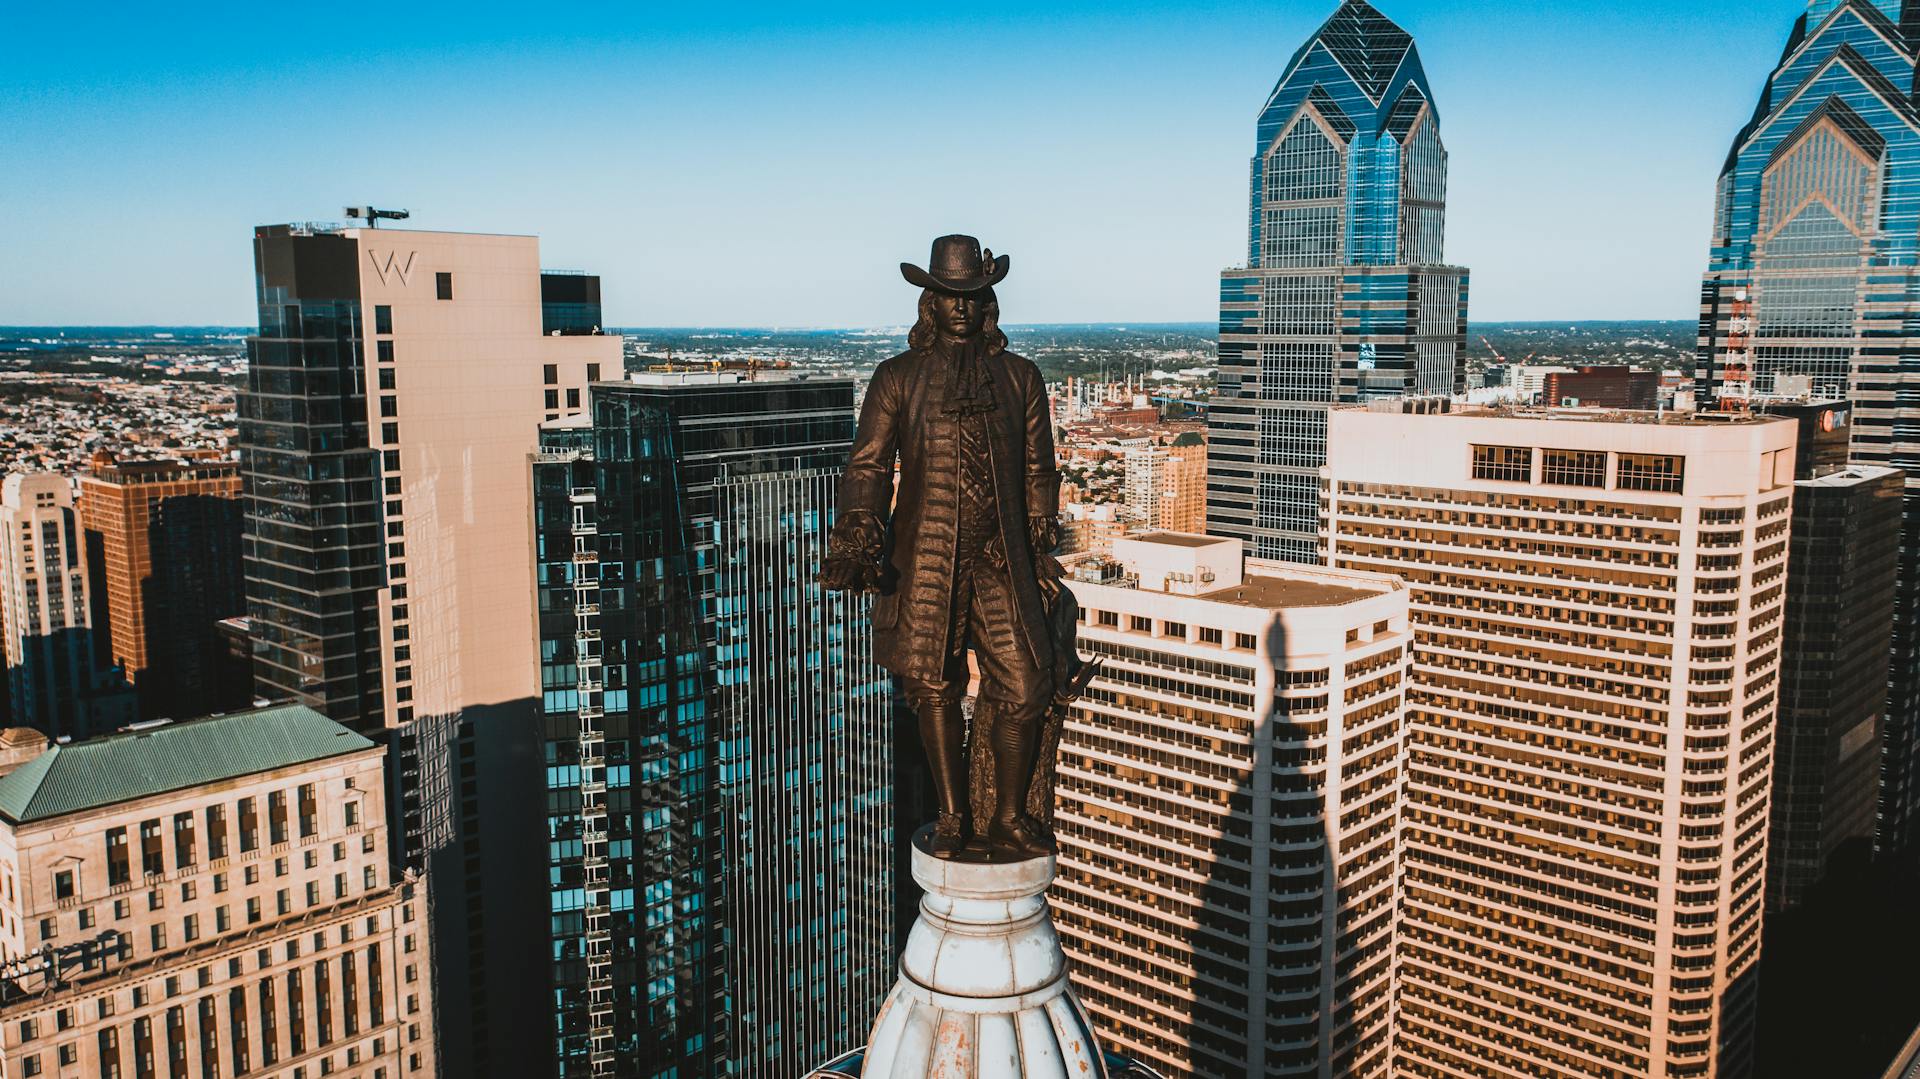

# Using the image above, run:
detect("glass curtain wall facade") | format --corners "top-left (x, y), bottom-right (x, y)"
top-left (1209, 0), bottom-right (1468, 565)
top-left (533, 374), bottom-right (892, 1079)
top-left (1696, 0), bottom-right (1920, 860)
top-left (240, 227), bottom-right (385, 732)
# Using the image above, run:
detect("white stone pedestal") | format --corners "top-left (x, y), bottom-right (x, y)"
top-left (861, 828), bottom-right (1107, 1078)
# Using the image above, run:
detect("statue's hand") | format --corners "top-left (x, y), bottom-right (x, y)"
top-left (819, 511), bottom-right (886, 594)
top-left (1029, 514), bottom-right (1066, 605)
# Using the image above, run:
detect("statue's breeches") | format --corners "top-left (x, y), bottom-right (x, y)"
top-left (895, 540), bottom-right (1049, 716)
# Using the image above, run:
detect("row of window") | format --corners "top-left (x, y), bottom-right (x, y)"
top-left (1471, 445), bottom-right (1687, 494)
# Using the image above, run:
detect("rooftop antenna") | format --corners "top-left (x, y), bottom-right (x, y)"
top-left (344, 206), bottom-right (411, 229)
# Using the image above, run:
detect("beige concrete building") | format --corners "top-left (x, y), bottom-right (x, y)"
top-left (0, 475), bottom-right (130, 741)
top-left (1324, 404), bottom-right (1796, 1079)
top-left (1123, 446), bottom-right (1208, 535)
top-left (1053, 533), bottom-right (1410, 1078)
top-left (0, 704), bottom-right (432, 1079)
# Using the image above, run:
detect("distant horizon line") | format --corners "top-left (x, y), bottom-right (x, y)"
top-left (0, 317), bottom-right (1701, 333)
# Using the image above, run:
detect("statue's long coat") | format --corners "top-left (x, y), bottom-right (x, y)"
top-left (840, 346), bottom-right (1060, 683)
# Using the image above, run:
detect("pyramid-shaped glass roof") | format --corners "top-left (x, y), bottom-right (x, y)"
top-left (1312, 0), bottom-right (1416, 103)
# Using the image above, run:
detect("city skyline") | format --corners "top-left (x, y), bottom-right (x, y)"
top-left (5, 0), bottom-right (1797, 327)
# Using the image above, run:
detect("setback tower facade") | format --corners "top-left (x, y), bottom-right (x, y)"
top-left (1694, 0), bottom-right (1920, 859)
top-left (1209, 0), bottom-right (1468, 564)
top-left (1053, 534), bottom-right (1410, 1078)
top-left (1326, 404), bottom-right (1797, 1079)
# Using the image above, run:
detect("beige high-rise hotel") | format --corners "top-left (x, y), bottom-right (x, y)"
top-left (243, 222), bottom-right (621, 1076)
top-left (1053, 533), bottom-right (1410, 1078)
top-left (1324, 403), bottom-right (1796, 1079)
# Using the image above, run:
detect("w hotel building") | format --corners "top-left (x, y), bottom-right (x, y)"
top-left (0, 705), bottom-right (433, 1079)
top-left (1208, 0), bottom-right (1467, 564)
top-left (1053, 533), bottom-right (1409, 1078)
top-left (242, 222), bottom-right (621, 1076)
top-left (1325, 404), bottom-right (1797, 1079)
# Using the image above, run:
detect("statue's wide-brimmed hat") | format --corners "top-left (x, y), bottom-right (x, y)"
top-left (901, 234), bottom-right (1009, 294)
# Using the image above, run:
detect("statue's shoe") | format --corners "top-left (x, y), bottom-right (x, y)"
top-left (985, 817), bottom-right (1055, 859)
top-left (930, 813), bottom-right (971, 860)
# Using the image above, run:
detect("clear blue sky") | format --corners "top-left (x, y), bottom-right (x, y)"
top-left (1, 0), bottom-right (1799, 327)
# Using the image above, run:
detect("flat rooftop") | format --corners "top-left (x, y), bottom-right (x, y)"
top-left (1201, 574), bottom-right (1378, 609)
top-left (1801, 464), bottom-right (1903, 488)
top-left (1340, 403), bottom-right (1779, 427)
top-left (1133, 531), bottom-right (1225, 549)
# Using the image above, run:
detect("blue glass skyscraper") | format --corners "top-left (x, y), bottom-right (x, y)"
top-left (531, 372), bottom-right (894, 1078)
top-left (1208, 0), bottom-right (1468, 564)
top-left (1697, 0), bottom-right (1920, 862)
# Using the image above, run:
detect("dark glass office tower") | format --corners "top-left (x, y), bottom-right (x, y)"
top-left (1773, 427), bottom-right (1902, 908)
top-left (1209, 0), bottom-right (1468, 564)
top-left (1696, 0), bottom-right (1920, 860)
top-left (240, 227), bottom-right (386, 732)
top-left (532, 373), bottom-right (894, 1079)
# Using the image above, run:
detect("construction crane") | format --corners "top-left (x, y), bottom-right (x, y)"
top-left (344, 206), bottom-right (410, 229)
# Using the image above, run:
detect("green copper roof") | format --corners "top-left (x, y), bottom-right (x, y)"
top-left (0, 705), bottom-right (377, 824)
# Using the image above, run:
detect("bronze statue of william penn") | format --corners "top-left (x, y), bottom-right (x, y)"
top-left (822, 234), bottom-right (1082, 861)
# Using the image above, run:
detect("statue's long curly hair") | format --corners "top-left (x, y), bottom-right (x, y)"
top-left (907, 288), bottom-right (1007, 356)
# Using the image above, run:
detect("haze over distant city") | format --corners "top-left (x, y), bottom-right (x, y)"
top-left (5, 0), bottom-right (1787, 327)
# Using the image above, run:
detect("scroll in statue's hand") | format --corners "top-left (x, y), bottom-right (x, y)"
top-left (819, 511), bottom-right (888, 594)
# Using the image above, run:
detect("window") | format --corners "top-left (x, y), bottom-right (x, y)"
top-left (298, 785), bottom-right (318, 839)
top-left (1198, 627), bottom-right (1223, 646)
top-left (566, 388), bottom-right (580, 409)
top-left (173, 813), bottom-right (195, 869)
top-left (380, 396), bottom-right (398, 418)
top-left (239, 799), bottom-right (258, 852)
top-left (1471, 444), bottom-right (1532, 482)
top-left (543, 364), bottom-right (558, 385)
top-left (54, 870), bottom-right (73, 901)
top-left (22, 1054), bottom-right (38, 1077)
top-left (150, 924), bottom-right (166, 950)
top-left (382, 422), bottom-right (399, 444)
top-left (587, 363), bottom-right (601, 381)
top-left (1542, 448), bottom-right (1607, 488)
top-left (1618, 453), bottom-right (1686, 493)
top-left (1234, 632), bottom-right (1258, 650)
top-left (378, 368), bottom-right (395, 390)
top-left (247, 899), bottom-right (261, 924)
top-left (217, 907), bottom-right (230, 932)
top-left (106, 827), bottom-right (130, 885)
top-left (544, 389), bottom-right (559, 410)
top-left (269, 791), bottom-right (288, 845)
top-left (377, 340), bottom-right (394, 364)
top-left (344, 802), bottom-right (360, 829)
top-left (374, 306), bottom-right (392, 335)
top-left (435, 272), bottom-right (453, 300)
top-left (140, 819), bottom-right (164, 876)
top-left (183, 914), bottom-right (198, 943)
top-left (1128, 615), bottom-right (1152, 632)
top-left (77, 909), bottom-right (93, 930)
